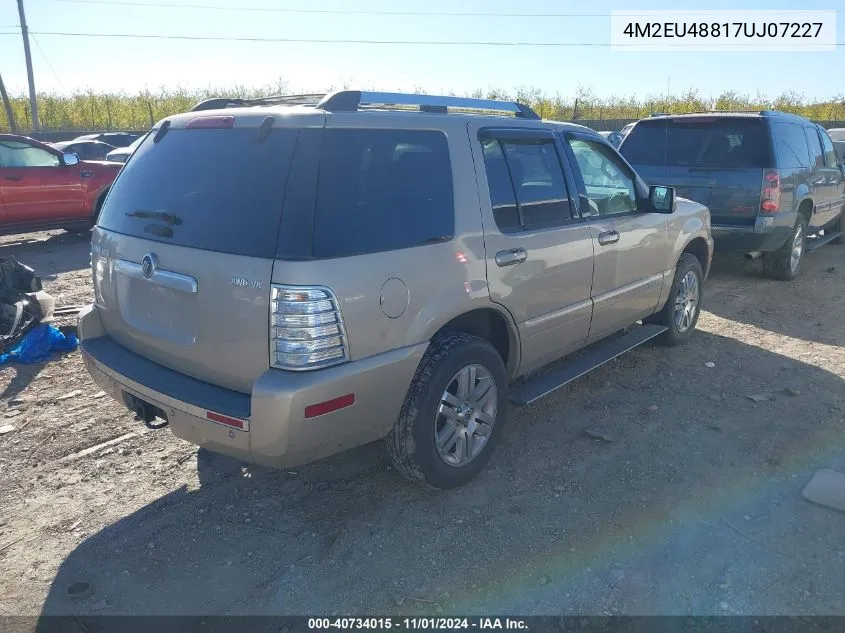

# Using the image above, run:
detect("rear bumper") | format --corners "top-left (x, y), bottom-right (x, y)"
top-left (711, 212), bottom-right (796, 253)
top-left (78, 305), bottom-right (427, 469)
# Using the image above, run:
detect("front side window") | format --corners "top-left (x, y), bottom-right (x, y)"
top-left (568, 138), bottom-right (638, 216)
top-left (0, 141), bottom-right (60, 168)
top-left (313, 129), bottom-right (454, 258)
top-left (481, 138), bottom-right (572, 233)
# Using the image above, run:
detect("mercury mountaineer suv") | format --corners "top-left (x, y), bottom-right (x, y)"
top-left (78, 91), bottom-right (713, 489)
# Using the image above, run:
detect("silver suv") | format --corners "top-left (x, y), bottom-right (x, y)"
top-left (79, 91), bottom-right (713, 488)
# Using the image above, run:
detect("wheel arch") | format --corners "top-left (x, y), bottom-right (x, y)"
top-left (430, 306), bottom-right (521, 380)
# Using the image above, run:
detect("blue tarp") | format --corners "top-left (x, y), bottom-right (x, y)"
top-left (0, 324), bottom-right (79, 365)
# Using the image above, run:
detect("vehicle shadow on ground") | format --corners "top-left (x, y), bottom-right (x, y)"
top-left (0, 231), bottom-right (91, 277)
top-left (705, 246), bottom-right (845, 347)
top-left (35, 330), bottom-right (845, 623)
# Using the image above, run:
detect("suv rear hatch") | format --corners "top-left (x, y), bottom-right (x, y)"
top-left (620, 116), bottom-right (774, 226)
top-left (92, 112), bottom-right (321, 394)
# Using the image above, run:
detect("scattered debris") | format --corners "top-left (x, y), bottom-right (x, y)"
top-left (646, 404), bottom-right (659, 412)
top-left (57, 390), bottom-right (83, 402)
top-left (705, 362), bottom-right (716, 368)
top-left (801, 469), bottom-right (845, 513)
top-left (58, 432), bottom-right (137, 464)
top-left (783, 387), bottom-right (801, 397)
top-left (93, 391), bottom-right (107, 399)
top-left (0, 424), bottom-right (16, 435)
top-left (746, 393), bottom-right (772, 403)
top-left (584, 429), bottom-right (613, 442)
top-left (4, 409), bottom-right (21, 418)
top-left (825, 266), bottom-right (836, 273)
top-left (67, 519), bottom-right (83, 532)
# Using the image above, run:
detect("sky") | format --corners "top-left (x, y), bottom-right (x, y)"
top-left (0, 0), bottom-right (843, 100)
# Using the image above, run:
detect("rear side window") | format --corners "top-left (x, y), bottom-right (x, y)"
top-left (818, 129), bottom-right (839, 168)
top-left (312, 129), bottom-right (454, 258)
top-left (481, 138), bottom-right (572, 233)
top-left (772, 122), bottom-right (810, 168)
top-left (805, 127), bottom-right (825, 168)
top-left (98, 128), bottom-right (298, 258)
top-left (621, 118), bottom-right (771, 168)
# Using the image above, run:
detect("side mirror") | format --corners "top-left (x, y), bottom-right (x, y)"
top-left (62, 153), bottom-right (80, 166)
top-left (649, 185), bottom-right (676, 214)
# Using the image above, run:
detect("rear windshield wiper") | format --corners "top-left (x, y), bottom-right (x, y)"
top-left (127, 209), bottom-right (182, 226)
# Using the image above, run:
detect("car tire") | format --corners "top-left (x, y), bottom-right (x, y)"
top-left (763, 215), bottom-right (807, 281)
top-left (647, 253), bottom-right (704, 347)
top-left (385, 332), bottom-right (508, 489)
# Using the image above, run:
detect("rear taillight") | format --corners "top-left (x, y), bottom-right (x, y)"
top-left (270, 285), bottom-right (348, 370)
top-left (761, 170), bottom-right (781, 213)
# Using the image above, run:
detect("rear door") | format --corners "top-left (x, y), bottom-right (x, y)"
top-left (812, 126), bottom-right (845, 228)
top-left (564, 133), bottom-right (669, 342)
top-left (620, 117), bottom-right (771, 227)
top-left (92, 117), bottom-right (312, 394)
top-left (0, 139), bottom-right (83, 223)
top-left (468, 122), bottom-right (594, 374)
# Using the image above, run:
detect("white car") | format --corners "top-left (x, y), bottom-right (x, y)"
top-left (105, 135), bottom-right (145, 163)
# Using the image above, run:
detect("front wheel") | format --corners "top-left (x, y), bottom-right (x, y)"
top-left (763, 216), bottom-right (807, 281)
top-left (386, 333), bottom-right (508, 489)
top-left (647, 253), bottom-right (704, 346)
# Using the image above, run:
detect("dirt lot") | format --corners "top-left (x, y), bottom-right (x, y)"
top-left (1, 230), bottom-right (844, 619)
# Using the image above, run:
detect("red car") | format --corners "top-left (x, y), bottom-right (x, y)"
top-left (0, 134), bottom-right (121, 236)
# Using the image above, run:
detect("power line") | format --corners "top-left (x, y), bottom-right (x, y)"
top-left (30, 32), bottom-right (64, 90)
top-left (50, 0), bottom-right (845, 18)
top-left (0, 31), bottom-right (841, 47)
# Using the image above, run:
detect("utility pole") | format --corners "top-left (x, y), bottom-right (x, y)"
top-left (0, 72), bottom-right (18, 134)
top-left (17, 0), bottom-right (40, 132)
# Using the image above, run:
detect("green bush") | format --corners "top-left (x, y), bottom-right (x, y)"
top-left (2, 85), bottom-right (843, 132)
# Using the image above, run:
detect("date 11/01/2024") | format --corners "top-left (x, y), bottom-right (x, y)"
top-left (308, 618), bottom-right (528, 630)
top-left (622, 21), bottom-right (824, 39)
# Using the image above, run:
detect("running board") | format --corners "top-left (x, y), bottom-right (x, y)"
top-left (509, 324), bottom-right (668, 406)
top-left (806, 231), bottom-right (842, 253)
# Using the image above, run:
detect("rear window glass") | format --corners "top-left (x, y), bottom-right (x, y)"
top-left (97, 128), bottom-right (298, 258)
top-left (312, 129), bottom-right (454, 258)
top-left (620, 118), bottom-right (771, 168)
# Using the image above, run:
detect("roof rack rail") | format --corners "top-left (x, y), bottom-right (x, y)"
top-left (190, 93), bottom-right (325, 112)
top-left (316, 90), bottom-right (540, 119)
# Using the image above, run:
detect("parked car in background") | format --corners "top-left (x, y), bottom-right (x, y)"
top-left (0, 134), bottom-right (120, 236)
top-left (79, 90), bottom-right (712, 489)
top-left (105, 135), bottom-right (145, 163)
top-left (72, 132), bottom-right (141, 148)
top-left (619, 121), bottom-right (636, 138)
top-left (828, 128), bottom-right (845, 162)
top-left (620, 111), bottom-right (845, 280)
top-left (597, 130), bottom-right (624, 148)
top-left (51, 139), bottom-right (116, 162)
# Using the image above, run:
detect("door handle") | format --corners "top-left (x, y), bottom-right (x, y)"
top-left (597, 230), bottom-right (620, 246)
top-left (3, 175), bottom-right (22, 182)
top-left (80, 171), bottom-right (94, 179)
top-left (495, 248), bottom-right (527, 267)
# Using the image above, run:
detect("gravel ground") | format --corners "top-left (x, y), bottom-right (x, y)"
top-left (1, 230), bottom-right (844, 620)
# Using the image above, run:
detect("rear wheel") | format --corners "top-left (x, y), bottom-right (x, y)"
top-left (386, 332), bottom-right (508, 489)
top-left (763, 215), bottom-right (807, 281)
top-left (648, 253), bottom-right (703, 346)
